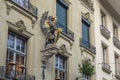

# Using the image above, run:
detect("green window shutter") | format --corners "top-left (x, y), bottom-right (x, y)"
top-left (56, 0), bottom-right (68, 33)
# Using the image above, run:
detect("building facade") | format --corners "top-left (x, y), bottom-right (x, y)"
top-left (2, 0), bottom-right (120, 80)
top-left (0, 0), bottom-right (96, 80)
top-left (94, 0), bottom-right (120, 80)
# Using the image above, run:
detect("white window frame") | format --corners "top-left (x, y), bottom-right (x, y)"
top-left (6, 32), bottom-right (27, 78)
top-left (55, 55), bottom-right (67, 80)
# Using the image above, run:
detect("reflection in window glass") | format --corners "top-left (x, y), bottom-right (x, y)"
top-left (16, 38), bottom-right (21, 51)
top-left (8, 34), bottom-right (15, 48)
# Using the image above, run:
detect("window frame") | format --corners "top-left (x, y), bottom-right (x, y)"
top-left (102, 44), bottom-right (108, 64)
top-left (55, 54), bottom-right (67, 80)
top-left (113, 23), bottom-right (118, 38)
top-left (56, 0), bottom-right (69, 33)
top-left (82, 17), bottom-right (91, 48)
top-left (6, 31), bottom-right (27, 79)
top-left (101, 11), bottom-right (107, 27)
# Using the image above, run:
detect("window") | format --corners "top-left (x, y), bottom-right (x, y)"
top-left (113, 23), bottom-right (118, 38)
top-left (56, 0), bottom-right (68, 33)
top-left (55, 55), bottom-right (67, 80)
top-left (6, 32), bottom-right (27, 79)
top-left (115, 54), bottom-right (119, 72)
top-left (82, 18), bottom-right (90, 48)
top-left (101, 11), bottom-right (106, 27)
top-left (102, 44), bottom-right (108, 63)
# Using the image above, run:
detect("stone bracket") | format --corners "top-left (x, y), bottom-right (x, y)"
top-left (41, 46), bottom-right (59, 63)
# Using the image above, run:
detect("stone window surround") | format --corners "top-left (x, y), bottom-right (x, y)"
top-left (6, 32), bottom-right (27, 78)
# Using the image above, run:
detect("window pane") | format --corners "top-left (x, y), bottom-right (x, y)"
top-left (6, 51), bottom-right (14, 63)
top-left (21, 40), bottom-right (26, 53)
top-left (82, 19), bottom-right (90, 48)
top-left (16, 38), bottom-right (21, 51)
top-left (21, 56), bottom-right (25, 65)
top-left (56, 56), bottom-right (58, 67)
top-left (60, 58), bottom-right (64, 69)
top-left (60, 71), bottom-right (65, 80)
top-left (8, 34), bottom-right (15, 48)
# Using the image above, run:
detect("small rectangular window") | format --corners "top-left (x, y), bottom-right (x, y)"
top-left (102, 44), bottom-right (108, 63)
top-left (55, 55), bottom-right (67, 80)
top-left (82, 18), bottom-right (90, 48)
top-left (113, 23), bottom-right (118, 38)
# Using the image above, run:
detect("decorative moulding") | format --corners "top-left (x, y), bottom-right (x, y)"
top-left (7, 21), bottom-right (33, 38)
top-left (15, 20), bottom-right (26, 32)
top-left (58, 44), bottom-right (71, 57)
top-left (81, 12), bottom-right (93, 23)
top-left (79, 0), bottom-right (94, 13)
top-left (41, 44), bottom-right (71, 63)
top-left (5, 1), bottom-right (37, 28)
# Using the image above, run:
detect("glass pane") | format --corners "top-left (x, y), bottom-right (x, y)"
top-left (7, 51), bottom-right (14, 63)
top-left (55, 56), bottom-right (58, 67)
top-left (21, 40), bottom-right (26, 53)
top-left (60, 58), bottom-right (63, 69)
top-left (9, 52), bottom-right (14, 62)
top-left (8, 34), bottom-right (15, 48)
top-left (21, 56), bottom-right (25, 65)
top-left (16, 54), bottom-right (20, 65)
top-left (60, 71), bottom-right (65, 80)
top-left (55, 69), bottom-right (59, 79)
top-left (16, 38), bottom-right (21, 51)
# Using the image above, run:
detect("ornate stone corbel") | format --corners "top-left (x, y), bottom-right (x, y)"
top-left (41, 46), bottom-right (59, 63)
top-left (59, 44), bottom-right (67, 54)
top-left (16, 20), bottom-right (26, 32)
top-left (84, 12), bottom-right (90, 20)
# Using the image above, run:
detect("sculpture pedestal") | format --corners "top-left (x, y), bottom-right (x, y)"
top-left (41, 46), bottom-right (59, 63)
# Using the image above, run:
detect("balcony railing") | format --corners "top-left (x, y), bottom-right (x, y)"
top-left (100, 25), bottom-right (110, 39)
top-left (115, 70), bottom-right (120, 79)
top-left (80, 38), bottom-right (96, 54)
top-left (0, 66), bottom-right (35, 80)
top-left (56, 22), bottom-right (74, 41)
top-left (113, 36), bottom-right (120, 49)
top-left (102, 62), bottom-right (111, 74)
top-left (10, 0), bottom-right (38, 16)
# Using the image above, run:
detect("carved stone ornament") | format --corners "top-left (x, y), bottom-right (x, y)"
top-left (41, 46), bottom-right (59, 63)
top-left (84, 12), bottom-right (90, 20)
top-left (40, 11), bottom-right (62, 48)
top-left (16, 20), bottom-right (26, 32)
top-left (59, 44), bottom-right (67, 54)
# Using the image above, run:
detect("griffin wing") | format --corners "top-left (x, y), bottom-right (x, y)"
top-left (40, 11), bottom-right (49, 35)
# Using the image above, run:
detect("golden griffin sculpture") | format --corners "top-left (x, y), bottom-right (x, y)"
top-left (40, 11), bottom-right (62, 48)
